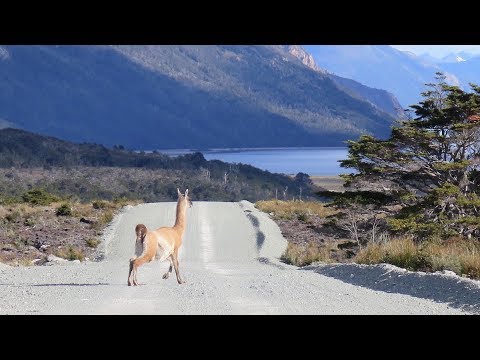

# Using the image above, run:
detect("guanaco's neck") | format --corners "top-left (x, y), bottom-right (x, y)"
top-left (173, 200), bottom-right (187, 233)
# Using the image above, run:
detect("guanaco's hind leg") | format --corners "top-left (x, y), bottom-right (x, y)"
top-left (172, 251), bottom-right (185, 284)
top-left (163, 257), bottom-right (173, 280)
top-left (133, 263), bottom-right (139, 285)
top-left (128, 259), bottom-right (136, 286)
top-left (128, 257), bottom-right (148, 286)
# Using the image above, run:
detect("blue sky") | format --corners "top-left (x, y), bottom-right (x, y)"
top-left (391, 45), bottom-right (480, 58)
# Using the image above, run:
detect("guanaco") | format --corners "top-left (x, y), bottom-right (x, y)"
top-left (128, 188), bottom-right (193, 286)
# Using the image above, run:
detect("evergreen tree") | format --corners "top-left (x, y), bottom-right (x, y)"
top-left (339, 73), bottom-right (480, 239)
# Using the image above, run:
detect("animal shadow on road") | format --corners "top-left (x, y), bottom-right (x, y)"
top-left (245, 212), bottom-right (266, 251)
top-left (302, 264), bottom-right (480, 313)
top-left (257, 257), bottom-right (286, 270)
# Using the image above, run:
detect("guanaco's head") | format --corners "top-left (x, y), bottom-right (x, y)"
top-left (135, 224), bottom-right (147, 243)
top-left (177, 188), bottom-right (193, 208)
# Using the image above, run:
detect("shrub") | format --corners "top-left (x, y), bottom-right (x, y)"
top-left (297, 212), bottom-right (308, 222)
top-left (55, 203), bottom-right (72, 216)
top-left (85, 238), bottom-right (100, 248)
top-left (100, 210), bottom-right (113, 224)
top-left (92, 200), bottom-right (109, 209)
top-left (281, 242), bottom-right (334, 266)
top-left (0, 196), bottom-right (20, 205)
top-left (55, 246), bottom-right (85, 261)
top-left (22, 189), bottom-right (59, 206)
top-left (23, 217), bottom-right (35, 226)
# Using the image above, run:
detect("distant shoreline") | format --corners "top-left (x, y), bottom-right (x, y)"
top-left (152, 146), bottom-right (348, 155)
top-left (310, 175), bottom-right (345, 192)
top-left (153, 147), bottom-right (350, 179)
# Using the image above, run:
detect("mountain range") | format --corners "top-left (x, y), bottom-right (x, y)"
top-left (439, 56), bottom-right (480, 88)
top-left (304, 45), bottom-right (480, 109)
top-left (0, 45), bottom-right (401, 149)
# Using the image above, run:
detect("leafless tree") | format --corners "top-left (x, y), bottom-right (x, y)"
top-left (370, 213), bottom-right (379, 244)
top-left (200, 167), bottom-right (210, 182)
top-left (283, 186), bottom-right (288, 200)
top-left (341, 207), bottom-right (361, 248)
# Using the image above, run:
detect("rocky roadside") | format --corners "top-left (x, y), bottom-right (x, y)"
top-left (0, 200), bottom-right (138, 266)
top-left (274, 215), bottom-right (359, 262)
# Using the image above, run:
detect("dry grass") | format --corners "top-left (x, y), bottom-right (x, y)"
top-left (85, 238), bottom-right (100, 248)
top-left (72, 203), bottom-right (97, 218)
top-left (281, 242), bottom-right (336, 266)
top-left (0, 206), bottom-right (8, 219)
top-left (356, 237), bottom-right (422, 270)
top-left (1, 203), bottom-right (44, 224)
top-left (54, 246), bottom-right (85, 261)
top-left (92, 200), bottom-right (109, 209)
top-left (355, 243), bottom-right (384, 264)
top-left (423, 239), bottom-right (480, 278)
top-left (255, 200), bottom-right (335, 221)
top-left (356, 236), bottom-right (480, 279)
top-left (100, 210), bottom-right (114, 224)
top-left (19, 258), bottom-right (34, 266)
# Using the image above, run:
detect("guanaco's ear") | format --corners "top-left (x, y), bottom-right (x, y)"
top-left (185, 189), bottom-right (189, 196)
top-left (177, 188), bottom-right (182, 196)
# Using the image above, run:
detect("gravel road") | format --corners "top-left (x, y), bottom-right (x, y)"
top-left (1, 201), bottom-right (479, 314)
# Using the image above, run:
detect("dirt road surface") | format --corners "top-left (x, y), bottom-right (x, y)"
top-left (1, 201), bottom-right (479, 314)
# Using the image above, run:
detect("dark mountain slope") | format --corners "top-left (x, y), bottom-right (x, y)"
top-left (0, 45), bottom-right (395, 148)
top-left (280, 45), bottom-right (404, 118)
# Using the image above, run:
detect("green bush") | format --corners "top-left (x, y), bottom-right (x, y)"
top-left (55, 203), bottom-right (72, 216)
top-left (297, 212), bottom-right (308, 222)
top-left (0, 195), bottom-right (20, 205)
top-left (22, 189), bottom-right (59, 206)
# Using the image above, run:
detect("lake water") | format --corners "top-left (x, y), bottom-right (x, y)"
top-left (160, 147), bottom-right (349, 176)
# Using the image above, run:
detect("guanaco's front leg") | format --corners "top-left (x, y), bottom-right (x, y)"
top-left (172, 251), bottom-right (185, 284)
top-left (163, 257), bottom-right (174, 280)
